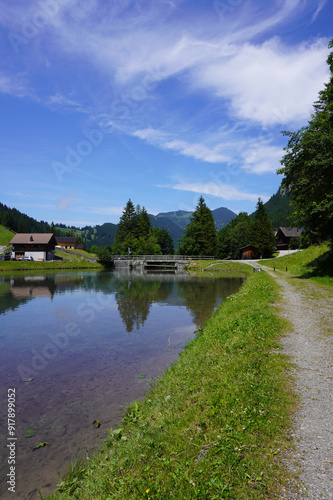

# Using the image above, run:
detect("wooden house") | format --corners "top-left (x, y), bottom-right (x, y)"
top-left (55, 237), bottom-right (78, 249)
top-left (240, 245), bottom-right (260, 260)
top-left (276, 227), bottom-right (303, 250)
top-left (9, 233), bottom-right (57, 261)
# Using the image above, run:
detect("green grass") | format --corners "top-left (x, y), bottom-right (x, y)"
top-left (0, 224), bottom-right (15, 246)
top-left (0, 260), bottom-right (102, 271)
top-left (186, 261), bottom-right (248, 277)
top-left (54, 248), bottom-right (97, 261)
top-left (0, 248), bottom-right (101, 271)
top-left (262, 243), bottom-right (333, 287)
top-left (45, 264), bottom-right (296, 499)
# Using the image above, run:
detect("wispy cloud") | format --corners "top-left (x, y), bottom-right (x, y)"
top-left (133, 128), bottom-right (231, 163)
top-left (311, 0), bottom-right (328, 22)
top-left (170, 181), bottom-right (269, 203)
top-left (0, 73), bottom-right (31, 98)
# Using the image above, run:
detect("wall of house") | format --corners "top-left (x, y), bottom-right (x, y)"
top-left (11, 250), bottom-right (51, 260)
top-left (57, 242), bottom-right (76, 249)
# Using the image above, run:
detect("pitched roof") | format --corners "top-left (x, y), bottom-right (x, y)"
top-left (56, 237), bottom-right (78, 243)
top-left (277, 227), bottom-right (304, 238)
top-left (9, 233), bottom-right (56, 245)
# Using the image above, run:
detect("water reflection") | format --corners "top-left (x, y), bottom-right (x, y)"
top-left (0, 271), bottom-right (244, 332)
top-left (0, 269), bottom-right (244, 500)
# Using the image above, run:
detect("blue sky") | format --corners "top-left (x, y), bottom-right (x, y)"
top-left (0, 0), bottom-right (331, 226)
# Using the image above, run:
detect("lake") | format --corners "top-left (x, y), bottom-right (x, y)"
top-left (0, 269), bottom-right (244, 499)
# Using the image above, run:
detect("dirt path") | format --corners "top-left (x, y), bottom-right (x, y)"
top-left (259, 267), bottom-right (333, 499)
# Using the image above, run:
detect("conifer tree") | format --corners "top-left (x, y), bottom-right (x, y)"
top-left (177, 196), bottom-right (217, 256)
top-left (136, 205), bottom-right (151, 238)
top-left (114, 199), bottom-right (137, 245)
top-left (251, 199), bottom-right (275, 257)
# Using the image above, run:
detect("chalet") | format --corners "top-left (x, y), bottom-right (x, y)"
top-left (9, 233), bottom-right (57, 261)
top-left (276, 227), bottom-right (303, 250)
top-left (55, 237), bottom-right (78, 249)
top-left (240, 245), bottom-right (260, 260)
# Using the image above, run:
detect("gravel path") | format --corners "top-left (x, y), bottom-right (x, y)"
top-left (260, 267), bottom-right (333, 499)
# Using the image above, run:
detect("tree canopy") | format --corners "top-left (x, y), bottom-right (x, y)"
top-left (278, 39), bottom-right (333, 241)
top-left (216, 212), bottom-right (252, 259)
top-left (217, 200), bottom-right (275, 259)
top-left (251, 199), bottom-right (275, 257)
top-left (112, 200), bottom-right (174, 255)
top-left (177, 196), bottom-right (217, 256)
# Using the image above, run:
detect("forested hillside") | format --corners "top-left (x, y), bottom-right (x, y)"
top-left (261, 188), bottom-right (293, 229)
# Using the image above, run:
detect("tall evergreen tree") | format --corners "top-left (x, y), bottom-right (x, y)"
top-left (114, 199), bottom-right (137, 245)
top-left (251, 199), bottom-right (275, 257)
top-left (136, 205), bottom-right (151, 238)
top-left (177, 196), bottom-right (217, 256)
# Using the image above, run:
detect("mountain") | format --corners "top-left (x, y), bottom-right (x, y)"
top-left (263, 188), bottom-right (293, 229)
top-left (211, 207), bottom-right (237, 230)
top-left (154, 210), bottom-right (193, 230)
top-left (150, 207), bottom-right (236, 245)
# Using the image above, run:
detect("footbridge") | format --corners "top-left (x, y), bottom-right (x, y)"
top-left (113, 255), bottom-right (214, 272)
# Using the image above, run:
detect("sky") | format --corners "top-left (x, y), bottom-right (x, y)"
top-left (0, 0), bottom-right (332, 227)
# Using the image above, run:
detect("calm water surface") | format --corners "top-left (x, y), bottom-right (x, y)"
top-left (0, 269), bottom-right (244, 499)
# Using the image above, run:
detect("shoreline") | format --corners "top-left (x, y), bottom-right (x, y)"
top-left (44, 262), bottom-right (298, 499)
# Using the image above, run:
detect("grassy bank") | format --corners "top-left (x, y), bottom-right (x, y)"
top-left (262, 243), bottom-right (333, 287)
top-left (0, 224), bottom-right (15, 246)
top-left (0, 259), bottom-right (102, 271)
top-left (0, 249), bottom-right (102, 271)
top-left (46, 263), bottom-right (296, 499)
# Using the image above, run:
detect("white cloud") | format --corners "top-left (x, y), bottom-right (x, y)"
top-left (311, 0), bottom-right (328, 22)
top-left (0, 73), bottom-right (30, 98)
top-left (196, 38), bottom-right (329, 126)
top-left (241, 143), bottom-right (284, 174)
top-left (48, 92), bottom-right (80, 107)
top-left (171, 181), bottom-right (269, 203)
top-left (133, 128), bottom-right (231, 163)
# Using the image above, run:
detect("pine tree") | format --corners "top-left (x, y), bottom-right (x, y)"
top-left (177, 196), bottom-right (217, 256)
top-left (114, 199), bottom-right (137, 245)
top-left (251, 199), bottom-right (275, 257)
top-left (136, 206), bottom-right (151, 238)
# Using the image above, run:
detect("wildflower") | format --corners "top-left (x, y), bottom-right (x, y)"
top-left (146, 489), bottom-right (150, 493)
top-left (241, 454), bottom-right (246, 459)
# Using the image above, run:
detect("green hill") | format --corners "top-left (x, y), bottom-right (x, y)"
top-left (0, 225), bottom-right (15, 246)
top-left (262, 242), bottom-right (333, 287)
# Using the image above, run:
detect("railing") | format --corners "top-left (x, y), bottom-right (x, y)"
top-left (113, 255), bottom-right (215, 261)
